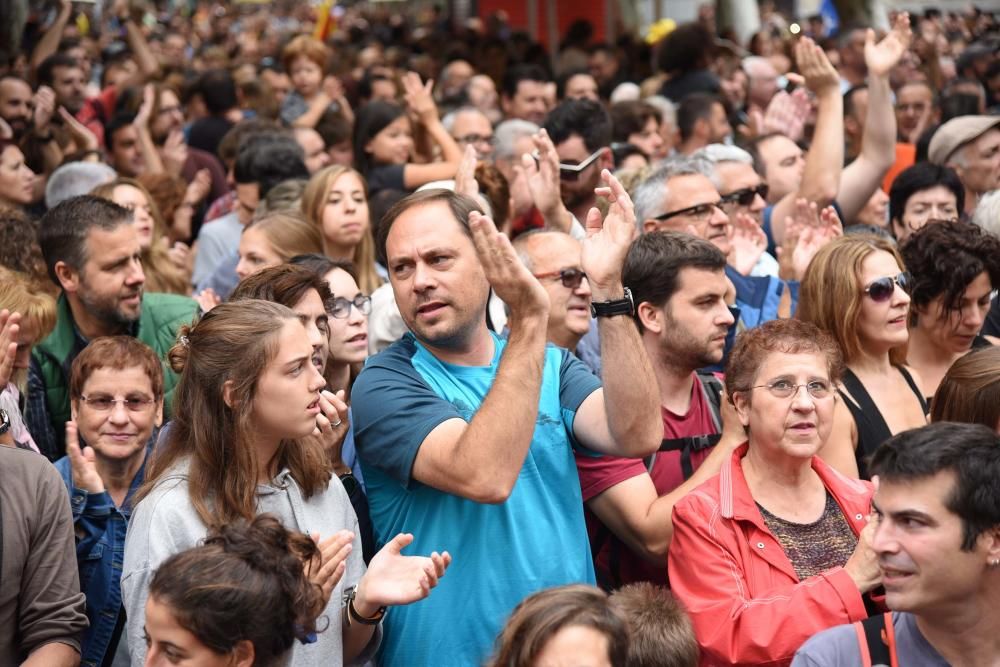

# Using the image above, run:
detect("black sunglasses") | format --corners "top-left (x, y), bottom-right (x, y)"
top-left (533, 268), bottom-right (588, 289)
top-left (652, 201), bottom-right (724, 222)
top-left (721, 184), bottom-right (769, 207)
top-left (864, 272), bottom-right (911, 302)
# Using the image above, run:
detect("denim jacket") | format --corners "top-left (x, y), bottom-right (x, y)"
top-left (55, 445), bottom-right (150, 667)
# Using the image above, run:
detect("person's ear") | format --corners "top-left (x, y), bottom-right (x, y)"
top-left (54, 261), bottom-right (80, 294)
top-left (637, 301), bottom-right (662, 334)
top-left (154, 400), bottom-right (164, 428)
top-left (982, 526), bottom-right (1000, 569)
top-left (642, 219), bottom-right (659, 234)
top-left (231, 639), bottom-right (255, 667)
top-left (222, 380), bottom-right (236, 409)
top-left (695, 117), bottom-right (709, 140)
top-left (732, 390), bottom-right (751, 427)
top-left (599, 146), bottom-right (614, 170)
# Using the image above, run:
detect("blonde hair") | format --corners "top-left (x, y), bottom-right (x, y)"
top-left (301, 165), bottom-right (382, 294)
top-left (0, 267), bottom-right (57, 339)
top-left (91, 178), bottom-right (191, 295)
top-left (797, 235), bottom-right (908, 366)
top-left (281, 35), bottom-right (330, 74)
top-left (244, 211), bottom-right (324, 262)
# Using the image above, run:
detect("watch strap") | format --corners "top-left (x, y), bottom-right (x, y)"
top-left (590, 287), bottom-right (635, 318)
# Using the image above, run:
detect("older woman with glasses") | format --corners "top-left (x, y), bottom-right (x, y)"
top-left (797, 235), bottom-right (927, 479)
top-left (668, 319), bottom-right (879, 667)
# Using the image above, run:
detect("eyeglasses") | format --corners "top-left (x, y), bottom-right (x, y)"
top-left (533, 268), bottom-right (588, 289)
top-left (720, 184), bottom-right (769, 208)
top-left (330, 295), bottom-right (372, 319)
top-left (749, 380), bottom-right (832, 400)
top-left (864, 272), bottom-right (911, 303)
top-left (527, 148), bottom-right (605, 182)
top-left (456, 133), bottom-right (495, 147)
top-left (79, 395), bottom-right (157, 412)
top-left (652, 201), bottom-right (724, 223)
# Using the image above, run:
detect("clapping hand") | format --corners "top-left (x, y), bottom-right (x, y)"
top-left (354, 533), bottom-right (451, 614)
top-left (469, 211), bottom-right (549, 320)
top-left (729, 211), bottom-right (768, 276)
top-left (66, 421), bottom-right (105, 494)
top-left (0, 310), bottom-right (20, 389)
top-left (582, 170), bottom-right (638, 297)
top-left (307, 530), bottom-right (354, 608)
top-left (518, 129), bottom-right (566, 224)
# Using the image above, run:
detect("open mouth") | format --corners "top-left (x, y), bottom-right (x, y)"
top-left (347, 332), bottom-right (368, 345)
top-left (789, 421), bottom-right (815, 432)
top-left (306, 397), bottom-right (321, 414)
top-left (417, 302), bottom-right (447, 317)
top-left (880, 566), bottom-right (914, 585)
top-left (311, 354), bottom-right (323, 371)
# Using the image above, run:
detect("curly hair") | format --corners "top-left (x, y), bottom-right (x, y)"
top-left (900, 219), bottom-right (1000, 324)
top-left (149, 513), bottom-right (326, 665)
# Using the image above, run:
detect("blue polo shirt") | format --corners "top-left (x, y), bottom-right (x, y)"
top-left (352, 331), bottom-right (600, 666)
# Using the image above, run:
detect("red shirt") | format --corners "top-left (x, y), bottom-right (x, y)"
top-left (576, 372), bottom-right (720, 587)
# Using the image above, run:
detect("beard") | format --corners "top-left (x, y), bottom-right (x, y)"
top-left (661, 312), bottom-right (726, 371)
top-left (77, 281), bottom-right (143, 331)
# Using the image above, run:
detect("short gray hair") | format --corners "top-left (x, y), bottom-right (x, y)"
top-left (494, 119), bottom-right (540, 162)
top-left (632, 155), bottom-right (712, 230)
top-left (972, 190), bottom-right (1000, 238)
top-left (694, 144), bottom-right (755, 190)
top-left (511, 229), bottom-right (574, 272)
top-left (441, 106), bottom-right (489, 134)
top-left (45, 161), bottom-right (116, 209)
top-left (643, 95), bottom-right (676, 130)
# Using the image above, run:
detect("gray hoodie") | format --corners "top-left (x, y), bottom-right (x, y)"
top-left (121, 458), bottom-right (380, 666)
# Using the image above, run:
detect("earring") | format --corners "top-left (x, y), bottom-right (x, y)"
top-left (991, 559), bottom-right (1000, 568)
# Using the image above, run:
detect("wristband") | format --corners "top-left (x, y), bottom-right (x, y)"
top-left (342, 586), bottom-right (385, 627)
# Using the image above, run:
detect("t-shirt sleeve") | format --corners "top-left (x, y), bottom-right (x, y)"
top-left (557, 348), bottom-right (602, 438)
top-left (366, 164), bottom-right (407, 193)
top-left (575, 452), bottom-right (648, 502)
top-left (351, 352), bottom-right (463, 488)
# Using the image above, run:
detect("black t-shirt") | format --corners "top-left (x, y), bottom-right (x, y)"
top-left (982, 293), bottom-right (1000, 338)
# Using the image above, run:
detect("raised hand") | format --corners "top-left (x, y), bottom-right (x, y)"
top-left (797, 37), bottom-right (840, 95)
top-left (134, 83), bottom-right (156, 129)
top-left (582, 169), bottom-right (638, 295)
top-left (58, 107), bottom-right (99, 152)
top-left (165, 240), bottom-right (190, 271)
top-left (32, 86), bottom-right (57, 133)
top-left (306, 530), bottom-right (354, 608)
top-left (865, 13), bottom-right (913, 78)
top-left (760, 88), bottom-right (811, 142)
top-left (469, 211), bottom-right (549, 320)
top-left (518, 129), bottom-right (560, 216)
top-left (402, 72), bottom-right (438, 125)
top-left (729, 211), bottom-right (768, 276)
top-left (66, 421), bottom-right (105, 494)
top-left (193, 288), bottom-right (221, 313)
top-left (185, 168), bottom-right (212, 206)
top-left (354, 533), bottom-right (451, 613)
top-left (453, 144), bottom-right (479, 200)
top-left (0, 310), bottom-right (20, 389)
top-left (160, 129), bottom-right (189, 176)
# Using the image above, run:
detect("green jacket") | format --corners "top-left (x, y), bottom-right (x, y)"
top-left (32, 292), bottom-right (198, 450)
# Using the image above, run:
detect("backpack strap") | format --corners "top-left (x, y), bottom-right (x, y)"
top-left (854, 613), bottom-right (895, 667)
top-left (651, 373), bottom-right (724, 479)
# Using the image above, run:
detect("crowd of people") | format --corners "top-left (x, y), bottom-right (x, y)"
top-left (1, 0), bottom-right (1000, 665)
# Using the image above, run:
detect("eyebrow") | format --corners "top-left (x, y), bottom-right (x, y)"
top-left (285, 354), bottom-right (311, 368)
top-left (871, 499), bottom-right (937, 523)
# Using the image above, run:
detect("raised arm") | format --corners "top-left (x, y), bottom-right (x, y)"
top-left (30, 0), bottom-right (73, 76)
top-left (117, 1), bottom-right (161, 83)
top-left (572, 171), bottom-right (661, 458)
top-left (770, 39), bottom-right (843, 246)
top-left (400, 72), bottom-right (464, 189)
top-left (837, 14), bottom-right (912, 223)
top-left (409, 211), bottom-right (551, 503)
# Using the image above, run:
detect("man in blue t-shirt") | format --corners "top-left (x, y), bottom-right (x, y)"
top-left (352, 177), bottom-right (661, 666)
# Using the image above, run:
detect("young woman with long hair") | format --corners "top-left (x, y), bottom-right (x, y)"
top-left (301, 165), bottom-right (383, 295)
top-left (122, 300), bottom-right (450, 666)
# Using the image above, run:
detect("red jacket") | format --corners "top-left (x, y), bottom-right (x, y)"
top-left (668, 443), bottom-right (874, 666)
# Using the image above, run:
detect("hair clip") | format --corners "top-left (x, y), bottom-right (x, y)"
top-left (293, 624), bottom-right (318, 645)
top-left (179, 335), bottom-right (190, 347)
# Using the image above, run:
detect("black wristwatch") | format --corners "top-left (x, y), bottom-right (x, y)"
top-left (0, 408), bottom-right (10, 436)
top-left (590, 287), bottom-right (635, 318)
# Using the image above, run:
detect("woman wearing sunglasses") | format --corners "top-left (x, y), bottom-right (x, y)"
top-left (797, 235), bottom-right (927, 479)
top-left (901, 219), bottom-right (1000, 401)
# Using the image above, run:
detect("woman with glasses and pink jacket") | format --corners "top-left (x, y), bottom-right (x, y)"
top-left (797, 235), bottom-right (927, 480)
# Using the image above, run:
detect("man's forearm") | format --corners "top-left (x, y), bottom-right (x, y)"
top-left (798, 88), bottom-right (842, 206)
top-left (452, 316), bottom-right (549, 498)
top-left (597, 314), bottom-right (661, 456)
top-left (860, 74), bottom-right (895, 166)
top-left (21, 640), bottom-right (80, 667)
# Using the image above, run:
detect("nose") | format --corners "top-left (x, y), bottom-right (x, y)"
top-left (109, 400), bottom-right (131, 424)
top-left (790, 384), bottom-right (816, 409)
top-left (870, 515), bottom-right (898, 555)
top-left (575, 275), bottom-right (592, 298)
top-left (307, 361), bottom-right (326, 392)
top-left (718, 304), bottom-right (736, 327)
top-left (128, 257), bottom-right (145, 286)
top-left (411, 261), bottom-right (437, 292)
top-left (235, 257), bottom-right (250, 280)
top-left (965, 303), bottom-right (987, 330)
top-left (711, 205), bottom-right (730, 227)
